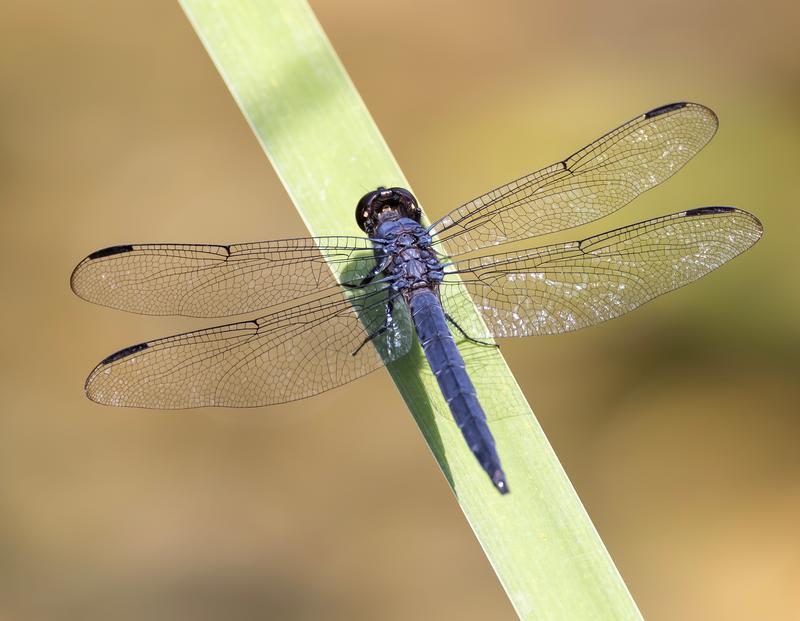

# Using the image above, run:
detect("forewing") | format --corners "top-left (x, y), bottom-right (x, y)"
top-left (440, 207), bottom-right (762, 337)
top-left (71, 237), bottom-right (377, 317)
top-left (429, 102), bottom-right (719, 254)
top-left (85, 288), bottom-right (413, 408)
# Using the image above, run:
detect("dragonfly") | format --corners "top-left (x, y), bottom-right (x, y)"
top-left (71, 102), bottom-right (762, 494)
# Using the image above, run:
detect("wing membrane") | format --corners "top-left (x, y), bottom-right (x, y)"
top-left (71, 237), bottom-right (378, 317)
top-left (440, 207), bottom-right (762, 337)
top-left (85, 288), bottom-right (413, 408)
top-left (429, 102), bottom-right (719, 254)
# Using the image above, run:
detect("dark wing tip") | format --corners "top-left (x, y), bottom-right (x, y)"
top-left (685, 205), bottom-right (762, 226)
top-left (72, 245), bottom-right (136, 297)
top-left (99, 342), bottom-right (149, 365)
top-left (643, 102), bottom-right (719, 133)
top-left (685, 206), bottom-right (736, 216)
top-left (644, 102), bottom-right (688, 118)
top-left (683, 206), bottom-right (764, 243)
top-left (85, 342), bottom-right (150, 401)
top-left (87, 244), bottom-right (135, 260)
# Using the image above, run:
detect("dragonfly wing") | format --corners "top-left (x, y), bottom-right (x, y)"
top-left (85, 288), bottom-right (414, 408)
top-left (440, 207), bottom-right (762, 337)
top-left (71, 236), bottom-right (378, 317)
top-left (429, 102), bottom-right (719, 255)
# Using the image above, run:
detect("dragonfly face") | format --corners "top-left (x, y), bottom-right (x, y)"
top-left (71, 102), bottom-right (762, 493)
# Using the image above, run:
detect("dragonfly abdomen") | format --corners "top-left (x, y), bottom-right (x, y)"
top-left (407, 288), bottom-right (509, 494)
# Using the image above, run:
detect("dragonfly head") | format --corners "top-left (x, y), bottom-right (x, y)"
top-left (356, 187), bottom-right (421, 234)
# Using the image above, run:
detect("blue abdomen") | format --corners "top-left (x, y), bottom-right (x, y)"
top-left (407, 288), bottom-right (508, 493)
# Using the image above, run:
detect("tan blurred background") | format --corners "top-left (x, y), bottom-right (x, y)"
top-left (1, 1), bottom-right (799, 619)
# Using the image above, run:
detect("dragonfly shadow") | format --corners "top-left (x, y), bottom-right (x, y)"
top-left (337, 254), bottom-right (455, 489)
top-left (386, 343), bottom-right (455, 491)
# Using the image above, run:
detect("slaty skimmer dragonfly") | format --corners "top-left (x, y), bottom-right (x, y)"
top-left (71, 102), bottom-right (762, 493)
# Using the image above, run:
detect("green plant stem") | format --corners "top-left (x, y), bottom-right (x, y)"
top-left (179, 1), bottom-right (644, 619)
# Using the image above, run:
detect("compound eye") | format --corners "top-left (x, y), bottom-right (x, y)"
top-left (355, 191), bottom-right (379, 232)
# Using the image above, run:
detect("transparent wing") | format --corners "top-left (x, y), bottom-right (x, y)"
top-left (84, 288), bottom-right (414, 408)
top-left (440, 207), bottom-right (762, 338)
top-left (429, 102), bottom-right (719, 255)
top-left (71, 237), bottom-right (378, 317)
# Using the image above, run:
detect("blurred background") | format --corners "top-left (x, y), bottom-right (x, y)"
top-left (1, 0), bottom-right (798, 619)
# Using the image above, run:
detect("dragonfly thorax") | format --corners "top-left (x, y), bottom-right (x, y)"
top-left (376, 219), bottom-right (443, 292)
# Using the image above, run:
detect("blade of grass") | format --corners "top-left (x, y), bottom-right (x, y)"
top-left (178, 1), bottom-right (644, 619)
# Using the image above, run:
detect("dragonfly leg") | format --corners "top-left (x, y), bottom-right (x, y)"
top-left (352, 300), bottom-right (395, 356)
top-left (342, 277), bottom-right (373, 289)
top-left (445, 313), bottom-right (498, 348)
top-left (342, 257), bottom-right (389, 289)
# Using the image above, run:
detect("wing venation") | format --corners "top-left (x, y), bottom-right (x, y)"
top-left (429, 102), bottom-right (719, 254)
top-left (85, 288), bottom-right (413, 408)
top-left (440, 207), bottom-right (762, 337)
top-left (71, 237), bottom-right (378, 317)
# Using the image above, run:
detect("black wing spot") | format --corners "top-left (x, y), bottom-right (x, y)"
top-left (644, 102), bottom-right (687, 119)
top-left (100, 342), bottom-right (149, 364)
top-left (88, 245), bottom-right (134, 260)
top-left (685, 206), bottom-right (736, 216)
